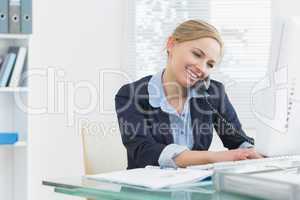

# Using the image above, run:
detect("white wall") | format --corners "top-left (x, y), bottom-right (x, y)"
top-left (29, 0), bottom-right (127, 199)
top-left (272, 0), bottom-right (300, 19)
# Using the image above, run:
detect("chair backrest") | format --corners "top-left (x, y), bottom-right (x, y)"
top-left (82, 127), bottom-right (127, 174)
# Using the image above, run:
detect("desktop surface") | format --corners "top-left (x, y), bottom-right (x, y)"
top-left (43, 176), bottom-right (261, 200)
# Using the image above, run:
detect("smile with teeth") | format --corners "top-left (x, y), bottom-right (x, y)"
top-left (186, 67), bottom-right (199, 81)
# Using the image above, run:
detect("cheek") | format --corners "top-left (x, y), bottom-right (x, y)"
top-left (171, 58), bottom-right (191, 80)
top-left (172, 62), bottom-right (187, 79)
top-left (173, 54), bottom-right (194, 71)
top-left (170, 55), bottom-right (185, 73)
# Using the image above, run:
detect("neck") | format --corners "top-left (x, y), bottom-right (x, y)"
top-left (162, 67), bottom-right (187, 101)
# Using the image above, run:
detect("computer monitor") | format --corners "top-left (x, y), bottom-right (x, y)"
top-left (251, 17), bottom-right (300, 156)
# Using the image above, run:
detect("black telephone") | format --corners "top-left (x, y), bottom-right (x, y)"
top-left (193, 77), bottom-right (255, 145)
top-left (193, 76), bottom-right (211, 94)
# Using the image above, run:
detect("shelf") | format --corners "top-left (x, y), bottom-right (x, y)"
top-left (0, 87), bottom-right (28, 92)
top-left (14, 141), bottom-right (27, 147)
top-left (0, 141), bottom-right (27, 148)
top-left (0, 34), bottom-right (30, 40)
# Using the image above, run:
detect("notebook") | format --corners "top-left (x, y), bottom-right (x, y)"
top-left (86, 167), bottom-right (212, 190)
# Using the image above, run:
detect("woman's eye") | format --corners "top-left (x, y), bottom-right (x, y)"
top-left (207, 63), bottom-right (214, 68)
top-left (192, 52), bottom-right (201, 58)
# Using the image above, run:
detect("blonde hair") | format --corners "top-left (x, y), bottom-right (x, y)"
top-left (170, 19), bottom-right (224, 57)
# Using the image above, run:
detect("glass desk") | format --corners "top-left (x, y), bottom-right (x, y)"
top-left (43, 177), bottom-right (262, 200)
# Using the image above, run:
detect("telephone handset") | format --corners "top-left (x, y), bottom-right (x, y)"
top-left (193, 77), bottom-right (255, 145)
top-left (193, 76), bottom-right (211, 95)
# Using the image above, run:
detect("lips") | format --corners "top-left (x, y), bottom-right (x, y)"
top-left (185, 66), bottom-right (200, 82)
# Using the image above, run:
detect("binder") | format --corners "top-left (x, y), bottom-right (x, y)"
top-left (9, 0), bottom-right (21, 33)
top-left (9, 46), bottom-right (27, 87)
top-left (0, 56), bottom-right (4, 66)
top-left (21, 0), bottom-right (32, 33)
top-left (0, 53), bottom-right (17, 86)
top-left (213, 155), bottom-right (300, 200)
top-left (0, 0), bottom-right (8, 33)
top-left (0, 133), bottom-right (18, 144)
top-left (214, 171), bottom-right (300, 200)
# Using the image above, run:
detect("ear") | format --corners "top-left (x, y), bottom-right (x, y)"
top-left (166, 36), bottom-right (176, 55)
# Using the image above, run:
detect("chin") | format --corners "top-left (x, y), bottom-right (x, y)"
top-left (177, 76), bottom-right (196, 88)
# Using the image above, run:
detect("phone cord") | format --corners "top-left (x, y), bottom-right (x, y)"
top-left (203, 94), bottom-right (255, 145)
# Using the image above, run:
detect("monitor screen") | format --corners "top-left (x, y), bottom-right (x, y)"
top-left (251, 17), bottom-right (300, 156)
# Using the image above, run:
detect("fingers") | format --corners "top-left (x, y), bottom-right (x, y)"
top-left (236, 150), bottom-right (251, 160)
top-left (233, 149), bottom-right (261, 160)
top-left (229, 149), bottom-right (249, 160)
top-left (216, 148), bottom-right (264, 163)
top-left (245, 148), bottom-right (264, 159)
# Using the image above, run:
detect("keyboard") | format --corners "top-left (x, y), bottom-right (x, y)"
top-left (187, 155), bottom-right (300, 173)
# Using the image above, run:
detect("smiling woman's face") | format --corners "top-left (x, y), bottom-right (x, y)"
top-left (167, 37), bottom-right (221, 88)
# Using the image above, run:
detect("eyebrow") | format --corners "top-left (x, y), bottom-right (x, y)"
top-left (193, 47), bottom-right (216, 64)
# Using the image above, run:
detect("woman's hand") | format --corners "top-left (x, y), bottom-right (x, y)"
top-left (174, 148), bottom-right (265, 168)
top-left (210, 148), bottom-right (263, 163)
top-left (245, 148), bottom-right (265, 159)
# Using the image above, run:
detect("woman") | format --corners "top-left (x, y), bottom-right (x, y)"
top-left (115, 20), bottom-right (262, 169)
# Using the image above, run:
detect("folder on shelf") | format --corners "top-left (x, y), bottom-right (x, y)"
top-left (8, 46), bottom-right (27, 87)
top-left (0, 133), bottom-right (18, 144)
top-left (9, 0), bottom-right (21, 33)
top-left (0, 56), bottom-right (4, 67)
top-left (0, 0), bottom-right (9, 33)
top-left (21, 0), bottom-right (32, 33)
top-left (0, 53), bottom-right (17, 87)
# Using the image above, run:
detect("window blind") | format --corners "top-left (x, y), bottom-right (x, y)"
top-left (125, 0), bottom-right (271, 129)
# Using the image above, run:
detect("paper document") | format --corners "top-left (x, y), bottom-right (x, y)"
top-left (86, 168), bottom-right (212, 189)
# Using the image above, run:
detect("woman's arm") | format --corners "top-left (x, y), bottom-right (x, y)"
top-left (174, 148), bottom-right (255, 168)
top-left (115, 84), bottom-right (167, 168)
